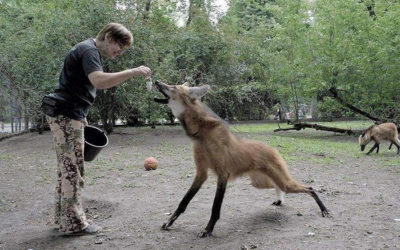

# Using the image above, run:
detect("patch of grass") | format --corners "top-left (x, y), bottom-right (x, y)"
top-left (126, 163), bottom-right (135, 171)
top-left (231, 120), bottom-right (373, 133)
top-left (92, 158), bottom-right (109, 166)
top-left (251, 133), bottom-right (355, 164)
top-left (383, 158), bottom-right (400, 167)
top-left (157, 170), bottom-right (165, 176)
top-left (0, 153), bottom-right (13, 161)
top-left (122, 183), bottom-right (136, 189)
top-left (93, 175), bottom-right (105, 180)
top-left (181, 169), bottom-right (193, 179)
top-left (341, 175), bottom-right (353, 182)
top-left (35, 174), bottom-right (52, 185)
top-left (86, 175), bottom-right (105, 186)
top-left (227, 121), bottom-right (372, 165)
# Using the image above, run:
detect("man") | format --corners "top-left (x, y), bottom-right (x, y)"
top-left (45, 23), bottom-right (151, 235)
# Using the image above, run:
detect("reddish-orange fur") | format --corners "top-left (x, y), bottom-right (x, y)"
top-left (181, 90), bottom-right (309, 194)
top-left (156, 81), bottom-right (328, 237)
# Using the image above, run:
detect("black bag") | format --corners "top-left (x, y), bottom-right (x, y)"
top-left (41, 93), bottom-right (67, 117)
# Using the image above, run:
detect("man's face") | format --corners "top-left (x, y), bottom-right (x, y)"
top-left (105, 40), bottom-right (127, 59)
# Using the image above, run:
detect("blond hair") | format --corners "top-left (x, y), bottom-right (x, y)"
top-left (96, 23), bottom-right (133, 47)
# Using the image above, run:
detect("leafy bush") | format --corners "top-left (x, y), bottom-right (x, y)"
top-left (206, 82), bottom-right (277, 121)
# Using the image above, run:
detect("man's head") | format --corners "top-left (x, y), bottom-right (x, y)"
top-left (96, 23), bottom-right (133, 58)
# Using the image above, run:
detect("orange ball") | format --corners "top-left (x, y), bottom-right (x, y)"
top-left (144, 157), bottom-right (158, 171)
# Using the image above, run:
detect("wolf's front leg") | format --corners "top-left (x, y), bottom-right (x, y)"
top-left (366, 143), bottom-right (379, 155)
top-left (162, 172), bottom-right (207, 230)
top-left (198, 173), bottom-right (228, 238)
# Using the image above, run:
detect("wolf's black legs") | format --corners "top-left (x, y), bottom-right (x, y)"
top-left (272, 200), bottom-right (282, 206)
top-left (367, 143), bottom-right (379, 155)
top-left (308, 187), bottom-right (329, 217)
top-left (198, 175), bottom-right (228, 238)
top-left (162, 174), bottom-right (207, 230)
top-left (390, 140), bottom-right (400, 154)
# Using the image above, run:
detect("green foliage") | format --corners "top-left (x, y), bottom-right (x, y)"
top-left (305, 0), bottom-right (400, 122)
top-left (206, 82), bottom-right (277, 120)
top-left (1, 0), bottom-right (400, 132)
top-left (318, 97), bottom-right (355, 119)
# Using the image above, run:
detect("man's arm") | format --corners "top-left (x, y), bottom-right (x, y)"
top-left (88, 66), bottom-right (151, 89)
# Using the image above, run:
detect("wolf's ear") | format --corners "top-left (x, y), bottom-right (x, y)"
top-left (183, 82), bottom-right (190, 87)
top-left (188, 85), bottom-right (210, 100)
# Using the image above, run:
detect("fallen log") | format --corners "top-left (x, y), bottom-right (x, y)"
top-left (274, 122), bottom-right (364, 135)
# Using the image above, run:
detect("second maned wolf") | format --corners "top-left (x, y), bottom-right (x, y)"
top-left (359, 122), bottom-right (400, 155)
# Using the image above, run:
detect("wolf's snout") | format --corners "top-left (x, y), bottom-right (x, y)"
top-left (154, 80), bottom-right (161, 89)
top-left (153, 80), bottom-right (169, 104)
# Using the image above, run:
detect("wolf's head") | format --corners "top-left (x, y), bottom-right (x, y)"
top-left (358, 131), bottom-right (371, 151)
top-left (154, 80), bottom-right (210, 118)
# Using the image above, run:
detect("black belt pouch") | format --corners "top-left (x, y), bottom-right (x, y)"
top-left (41, 94), bottom-right (67, 117)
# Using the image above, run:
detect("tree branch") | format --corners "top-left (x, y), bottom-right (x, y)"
top-left (328, 87), bottom-right (382, 122)
top-left (274, 122), bottom-right (363, 135)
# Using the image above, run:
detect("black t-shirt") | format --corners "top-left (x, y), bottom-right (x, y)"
top-left (54, 38), bottom-right (103, 120)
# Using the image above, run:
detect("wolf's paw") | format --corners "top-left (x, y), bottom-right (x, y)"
top-left (272, 200), bottom-right (282, 206)
top-left (161, 223), bottom-right (170, 230)
top-left (321, 210), bottom-right (330, 218)
top-left (198, 230), bottom-right (212, 238)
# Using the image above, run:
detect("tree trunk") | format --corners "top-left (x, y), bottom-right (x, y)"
top-left (10, 101), bottom-right (14, 133)
top-left (310, 95), bottom-right (318, 120)
top-left (360, 0), bottom-right (376, 20)
top-left (97, 87), bottom-right (116, 134)
top-left (187, 0), bottom-right (206, 26)
top-left (290, 82), bottom-right (299, 122)
top-left (142, 0), bottom-right (152, 21)
top-left (17, 106), bottom-right (22, 132)
top-left (279, 99), bottom-right (289, 123)
top-left (24, 107), bottom-right (29, 131)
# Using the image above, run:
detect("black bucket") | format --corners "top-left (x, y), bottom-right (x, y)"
top-left (84, 125), bottom-right (108, 162)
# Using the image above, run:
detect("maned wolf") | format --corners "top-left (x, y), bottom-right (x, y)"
top-left (154, 81), bottom-right (329, 237)
top-left (359, 122), bottom-right (400, 155)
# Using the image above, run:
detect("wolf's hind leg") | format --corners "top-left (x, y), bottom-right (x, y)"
top-left (272, 188), bottom-right (285, 206)
top-left (391, 139), bottom-right (400, 154)
top-left (249, 171), bottom-right (284, 206)
top-left (260, 168), bottom-right (329, 217)
top-left (285, 182), bottom-right (329, 217)
top-left (307, 187), bottom-right (329, 217)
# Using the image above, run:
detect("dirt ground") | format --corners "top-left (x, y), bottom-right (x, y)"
top-left (0, 125), bottom-right (399, 250)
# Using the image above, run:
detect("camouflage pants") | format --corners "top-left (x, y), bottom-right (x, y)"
top-left (47, 115), bottom-right (89, 232)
